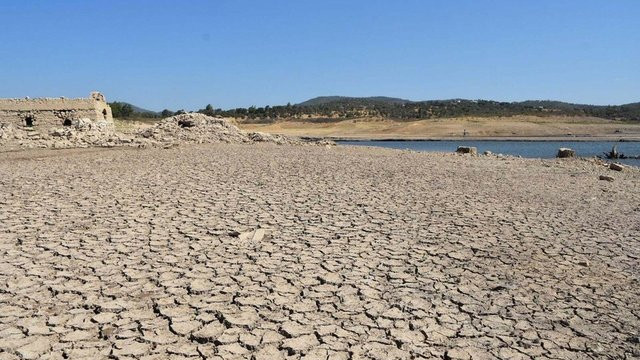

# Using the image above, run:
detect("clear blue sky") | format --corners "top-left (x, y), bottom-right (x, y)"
top-left (1, 1), bottom-right (639, 110)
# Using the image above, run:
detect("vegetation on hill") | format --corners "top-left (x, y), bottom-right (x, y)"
top-left (296, 96), bottom-right (410, 107)
top-left (111, 98), bottom-right (640, 122)
top-left (197, 98), bottom-right (640, 123)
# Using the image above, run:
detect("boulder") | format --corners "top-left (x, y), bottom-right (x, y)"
top-left (483, 150), bottom-right (492, 156)
top-left (556, 148), bottom-right (576, 158)
top-left (456, 146), bottom-right (477, 155)
top-left (609, 163), bottom-right (624, 171)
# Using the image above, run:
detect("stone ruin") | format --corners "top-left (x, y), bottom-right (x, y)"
top-left (0, 91), bottom-right (333, 149)
top-left (0, 104), bottom-right (333, 149)
top-left (0, 91), bottom-right (113, 129)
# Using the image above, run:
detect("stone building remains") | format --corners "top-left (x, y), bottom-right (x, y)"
top-left (0, 91), bottom-right (113, 128)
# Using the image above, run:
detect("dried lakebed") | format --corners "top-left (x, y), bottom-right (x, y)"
top-left (0, 144), bottom-right (639, 360)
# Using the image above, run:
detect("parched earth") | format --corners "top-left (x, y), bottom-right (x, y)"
top-left (0, 144), bottom-right (639, 360)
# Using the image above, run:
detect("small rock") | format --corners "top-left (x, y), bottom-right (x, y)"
top-left (456, 146), bottom-right (477, 155)
top-left (252, 228), bottom-right (267, 242)
top-left (599, 175), bottom-right (614, 182)
top-left (234, 228), bottom-right (271, 242)
top-left (557, 148), bottom-right (576, 158)
top-left (483, 150), bottom-right (492, 156)
top-left (609, 163), bottom-right (624, 171)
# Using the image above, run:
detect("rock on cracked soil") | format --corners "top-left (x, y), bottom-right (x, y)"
top-left (0, 144), bottom-right (639, 359)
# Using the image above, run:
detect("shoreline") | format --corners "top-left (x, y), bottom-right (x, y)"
top-left (317, 135), bottom-right (640, 142)
top-left (236, 116), bottom-right (640, 142)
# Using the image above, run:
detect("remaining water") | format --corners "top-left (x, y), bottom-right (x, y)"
top-left (339, 140), bottom-right (640, 167)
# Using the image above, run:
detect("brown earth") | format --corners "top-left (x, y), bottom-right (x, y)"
top-left (0, 144), bottom-right (639, 359)
top-left (236, 116), bottom-right (640, 140)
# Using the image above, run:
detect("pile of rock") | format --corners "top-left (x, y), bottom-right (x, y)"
top-left (136, 113), bottom-right (327, 147)
top-left (0, 113), bottom-right (332, 150)
top-left (137, 113), bottom-right (250, 144)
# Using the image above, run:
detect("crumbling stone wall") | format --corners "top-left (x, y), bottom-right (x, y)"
top-left (0, 91), bottom-right (113, 128)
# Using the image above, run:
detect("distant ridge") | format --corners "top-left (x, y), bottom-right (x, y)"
top-left (284, 96), bottom-right (640, 121)
top-left (297, 96), bottom-right (411, 107)
top-left (297, 96), bottom-right (639, 108)
top-left (114, 97), bottom-right (640, 122)
top-left (128, 103), bottom-right (158, 115)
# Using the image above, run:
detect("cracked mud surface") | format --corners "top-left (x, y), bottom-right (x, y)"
top-left (1, 144), bottom-right (639, 359)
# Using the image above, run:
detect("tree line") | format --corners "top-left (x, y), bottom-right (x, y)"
top-left (110, 99), bottom-right (640, 122)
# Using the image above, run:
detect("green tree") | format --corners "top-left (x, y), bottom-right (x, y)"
top-left (201, 104), bottom-right (215, 116)
top-left (109, 102), bottom-right (134, 118)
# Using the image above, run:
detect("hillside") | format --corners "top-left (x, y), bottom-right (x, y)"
top-left (297, 96), bottom-right (411, 107)
top-left (208, 97), bottom-right (640, 123)
top-left (113, 97), bottom-right (640, 124)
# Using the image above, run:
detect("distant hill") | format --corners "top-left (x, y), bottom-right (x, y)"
top-left (278, 97), bottom-right (640, 122)
top-left (129, 104), bottom-right (158, 115)
top-left (297, 96), bottom-right (411, 107)
top-left (113, 97), bottom-right (640, 123)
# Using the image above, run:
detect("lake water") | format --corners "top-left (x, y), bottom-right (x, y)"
top-left (339, 140), bottom-right (640, 167)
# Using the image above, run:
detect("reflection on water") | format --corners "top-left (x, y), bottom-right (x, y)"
top-left (339, 140), bottom-right (640, 167)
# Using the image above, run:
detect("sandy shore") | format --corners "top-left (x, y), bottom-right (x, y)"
top-left (1, 144), bottom-right (639, 359)
top-left (237, 116), bottom-right (640, 141)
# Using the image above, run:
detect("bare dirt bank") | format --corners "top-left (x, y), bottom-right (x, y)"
top-left (236, 115), bottom-right (640, 141)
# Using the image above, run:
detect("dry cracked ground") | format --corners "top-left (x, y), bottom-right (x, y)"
top-left (0, 144), bottom-right (639, 360)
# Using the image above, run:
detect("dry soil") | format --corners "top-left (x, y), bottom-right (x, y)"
top-left (0, 144), bottom-right (639, 359)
